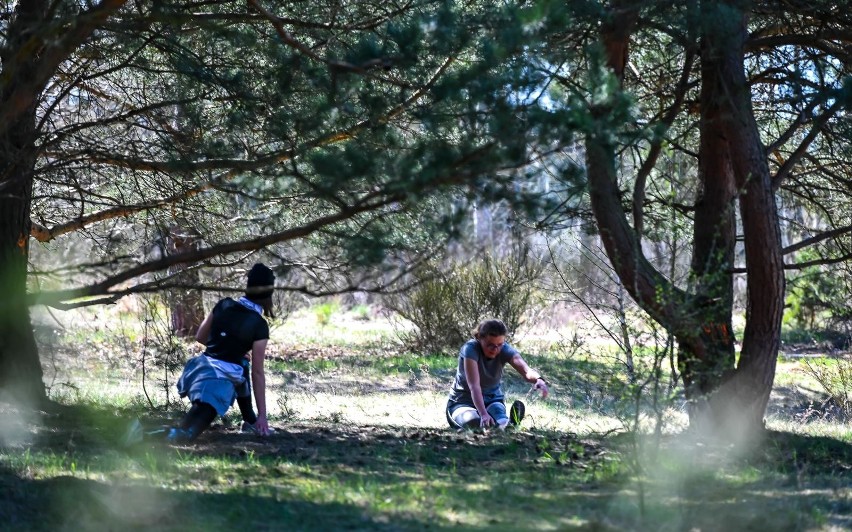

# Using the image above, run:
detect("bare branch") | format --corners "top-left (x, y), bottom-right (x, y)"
top-left (772, 99), bottom-right (845, 190)
top-left (30, 198), bottom-right (393, 307)
top-left (30, 137), bottom-right (494, 307)
top-left (632, 49), bottom-right (696, 239)
top-left (29, 55), bottom-right (456, 241)
top-left (782, 224), bottom-right (852, 256)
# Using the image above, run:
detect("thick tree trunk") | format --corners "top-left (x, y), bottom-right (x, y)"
top-left (0, 111), bottom-right (42, 406)
top-left (0, 1), bottom-right (48, 406)
top-left (701, 2), bottom-right (785, 431)
top-left (588, 0), bottom-right (784, 436)
top-left (678, 13), bottom-right (740, 412)
top-left (0, 171), bottom-right (44, 406)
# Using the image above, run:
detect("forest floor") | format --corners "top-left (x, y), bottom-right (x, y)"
top-left (3, 398), bottom-right (852, 531)
top-left (1, 304), bottom-right (851, 530)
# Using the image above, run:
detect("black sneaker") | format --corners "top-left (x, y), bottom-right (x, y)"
top-left (510, 400), bottom-right (525, 426)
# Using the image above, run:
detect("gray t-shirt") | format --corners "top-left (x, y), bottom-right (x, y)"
top-left (448, 339), bottom-right (518, 404)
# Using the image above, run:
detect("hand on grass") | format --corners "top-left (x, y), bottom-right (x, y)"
top-left (254, 414), bottom-right (270, 436)
top-left (479, 412), bottom-right (495, 429)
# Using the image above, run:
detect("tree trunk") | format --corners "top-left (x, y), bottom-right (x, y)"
top-left (677, 11), bottom-right (740, 413)
top-left (0, 1), bottom-right (49, 406)
top-left (587, 0), bottom-right (784, 436)
top-left (166, 224), bottom-right (205, 337)
top-left (0, 169), bottom-right (44, 406)
top-left (701, 1), bottom-right (785, 432)
top-left (166, 224), bottom-right (204, 338)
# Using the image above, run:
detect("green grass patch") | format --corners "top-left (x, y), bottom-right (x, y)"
top-left (4, 405), bottom-right (852, 530)
top-left (13, 306), bottom-right (852, 530)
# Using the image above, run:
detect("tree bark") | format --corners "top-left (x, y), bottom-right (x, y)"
top-left (701, 2), bottom-right (785, 431)
top-left (0, 1), bottom-right (48, 406)
top-left (587, 0), bottom-right (785, 435)
top-left (0, 160), bottom-right (43, 406)
top-left (166, 224), bottom-right (205, 337)
top-left (677, 9), bottom-right (740, 410)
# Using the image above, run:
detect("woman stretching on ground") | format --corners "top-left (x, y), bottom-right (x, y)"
top-left (446, 319), bottom-right (549, 431)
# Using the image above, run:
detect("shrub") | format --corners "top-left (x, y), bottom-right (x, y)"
top-left (801, 356), bottom-right (852, 420)
top-left (388, 246), bottom-right (545, 354)
top-left (783, 252), bottom-right (852, 346)
top-left (314, 301), bottom-right (340, 327)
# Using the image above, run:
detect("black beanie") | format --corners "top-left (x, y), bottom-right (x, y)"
top-left (245, 263), bottom-right (275, 300)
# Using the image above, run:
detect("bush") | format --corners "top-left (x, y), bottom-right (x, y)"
top-left (783, 253), bottom-right (852, 344)
top-left (388, 246), bottom-right (544, 354)
top-left (313, 300), bottom-right (340, 327)
top-left (801, 356), bottom-right (852, 420)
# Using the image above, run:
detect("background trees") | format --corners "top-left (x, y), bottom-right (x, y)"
top-left (2, 1), bottom-right (557, 404)
top-left (2, 1), bottom-right (850, 435)
top-left (530, 0), bottom-right (851, 434)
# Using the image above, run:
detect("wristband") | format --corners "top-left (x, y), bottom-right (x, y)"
top-left (535, 377), bottom-right (548, 386)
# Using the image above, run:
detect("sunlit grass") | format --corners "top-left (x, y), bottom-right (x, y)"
top-left (767, 417), bottom-right (852, 442)
top-left (8, 303), bottom-right (852, 530)
top-left (272, 306), bottom-right (403, 349)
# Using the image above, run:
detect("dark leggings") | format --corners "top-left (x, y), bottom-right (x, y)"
top-left (179, 402), bottom-right (218, 440)
top-left (237, 395), bottom-right (257, 424)
top-left (179, 395), bottom-right (257, 441)
top-left (238, 360), bottom-right (258, 424)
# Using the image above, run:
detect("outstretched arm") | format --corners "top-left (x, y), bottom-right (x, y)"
top-left (250, 339), bottom-right (270, 435)
top-left (509, 354), bottom-right (549, 398)
top-left (464, 358), bottom-right (494, 428)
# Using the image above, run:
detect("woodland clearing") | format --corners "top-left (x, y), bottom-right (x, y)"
top-left (1, 304), bottom-right (851, 531)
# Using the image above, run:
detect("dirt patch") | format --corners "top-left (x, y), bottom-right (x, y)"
top-left (0, 399), bottom-right (605, 473)
top-left (153, 420), bottom-right (608, 472)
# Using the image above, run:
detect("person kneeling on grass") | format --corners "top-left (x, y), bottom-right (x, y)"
top-left (165, 263), bottom-right (276, 442)
top-left (446, 319), bottom-right (549, 431)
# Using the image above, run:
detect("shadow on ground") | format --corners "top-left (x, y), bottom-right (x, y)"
top-left (3, 402), bottom-right (852, 531)
top-left (0, 463), bottom-right (430, 531)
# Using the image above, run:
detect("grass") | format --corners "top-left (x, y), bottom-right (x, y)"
top-left (5, 414), bottom-right (851, 530)
top-left (1, 407), bottom-right (619, 530)
top-left (3, 304), bottom-right (852, 530)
